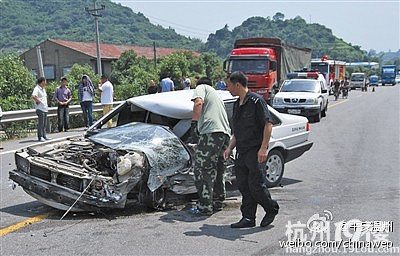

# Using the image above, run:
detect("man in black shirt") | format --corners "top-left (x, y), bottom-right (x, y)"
top-left (223, 71), bottom-right (279, 228)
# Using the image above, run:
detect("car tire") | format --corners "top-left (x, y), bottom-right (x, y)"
top-left (321, 103), bottom-right (327, 117)
top-left (314, 107), bottom-right (321, 122)
top-left (141, 186), bottom-right (166, 210)
top-left (264, 149), bottom-right (285, 188)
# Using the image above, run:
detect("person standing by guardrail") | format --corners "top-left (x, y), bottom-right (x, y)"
top-left (32, 77), bottom-right (51, 142)
top-left (78, 75), bottom-right (95, 129)
top-left (53, 77), bottom-right (72, 132)
top-left (98, 74), bottom-right (114, 128)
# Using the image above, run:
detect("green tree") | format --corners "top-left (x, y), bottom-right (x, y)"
top-left (0, 53), bottom-right (35, 111)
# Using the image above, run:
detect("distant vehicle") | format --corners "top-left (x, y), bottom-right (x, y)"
top-left (223, 37), bottom-right (312, 104)
top-left (349, 73), bottom-right (366, 89)
top-left (311, 56), bottom-right (346, 94)
top-left (273, 71), bottom-right (329, 123)
top-left (368, 75), bottom-right (379, 86)
top-left (381, 65), bottom-right (397, 86)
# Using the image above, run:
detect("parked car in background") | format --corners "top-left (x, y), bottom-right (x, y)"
top-left (10, 90), bottom-right (313, 212)
top-left (349, 73), bottom-right (366, 89)
top-left (273, 71), bottom-right (329, 122)
top-left (368, 75), bottom-right (379, 86)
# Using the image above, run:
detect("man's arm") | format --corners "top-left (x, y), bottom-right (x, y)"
top-left (258, 122), bottom-right (273, 163)
top-left (192, 97), bottom-right (203, 121)
top-left (32, 95), bottom-right (41, 105)
top-left (223, 135), bottom-right (236, 161)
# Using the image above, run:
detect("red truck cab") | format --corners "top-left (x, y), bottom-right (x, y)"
top-left (224, 38), bottom-right (311, 104)
top-left (227, 47), bottom-right (277, 99)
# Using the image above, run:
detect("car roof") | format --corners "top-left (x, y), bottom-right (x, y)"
top-left (127, 88), bottom-right (237, 119)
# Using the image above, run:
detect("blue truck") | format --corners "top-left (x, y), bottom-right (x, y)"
top-left (381, 65), bottom-right (397, 86)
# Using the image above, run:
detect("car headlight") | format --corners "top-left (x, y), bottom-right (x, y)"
top-left (306, 98), bottom-right (318, 104)
top-left (273, 97), bottom-right (283, 104)
top-left (15, 153), bottom-right (30, 173)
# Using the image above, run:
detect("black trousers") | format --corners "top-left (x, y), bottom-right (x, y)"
top-left (235, 148), bottom-right (279, 220)
top-left (57, 105), bottom-right (69, 132)
top-left (36, 109), bottom-right (47, 140)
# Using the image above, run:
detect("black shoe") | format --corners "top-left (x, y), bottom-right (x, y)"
top-left (230, 218), bottom-right (255, 228)
top-left (260, 211), bottom-right (278, 227)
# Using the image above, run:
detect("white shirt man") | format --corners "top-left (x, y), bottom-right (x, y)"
top-left (98, 75), bottom-right (114, 128)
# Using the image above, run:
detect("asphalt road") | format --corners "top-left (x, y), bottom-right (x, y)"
top-left (1, 86), bottom-right (399, 256)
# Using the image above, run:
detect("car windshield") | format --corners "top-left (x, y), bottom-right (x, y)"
top-left (351, 74), bottom-right (365, 81)
top-left (311, 63), bottom-right (329, 74)
top-left (280, 80), bottom-right (320, 93)
top-left (229, 59), bottom-right (268, 74)
top-left (89, 122), bottom-right (191, 191)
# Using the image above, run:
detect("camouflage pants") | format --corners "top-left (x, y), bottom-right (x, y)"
top-left (194, 132), bottom-right (230, 213)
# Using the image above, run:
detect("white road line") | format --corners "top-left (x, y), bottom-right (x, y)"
top-left (329, 99), bottom-right (349, 108)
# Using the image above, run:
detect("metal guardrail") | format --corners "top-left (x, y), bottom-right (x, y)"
top-left (1, 101), bottom-right (123, 123)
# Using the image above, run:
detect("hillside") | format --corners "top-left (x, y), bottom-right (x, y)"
top-left (0, 0), bottom-right (203, 52)
top-left (205, 14), bottom-right (368, 62)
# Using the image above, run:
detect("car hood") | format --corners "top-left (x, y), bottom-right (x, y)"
top-left (90, 122), bottom-right (191, 191)
top-left (127, 89), bottom-right (235, 119)
top-left (275, 92), bottom-right (320, 99)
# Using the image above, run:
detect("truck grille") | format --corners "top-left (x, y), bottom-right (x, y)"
top-left (284, 98), bottom-right (306, 103)
top-left (247, 80), bottom-right (257, 87)
top-left (29, 164), bottom-right (83, 192)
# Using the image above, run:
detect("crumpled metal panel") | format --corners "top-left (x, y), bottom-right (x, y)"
top-left (89, 123), bottom-right (190, 191)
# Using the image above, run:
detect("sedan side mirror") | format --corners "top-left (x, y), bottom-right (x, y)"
top-left (321, 89), bottom-right (327, 93)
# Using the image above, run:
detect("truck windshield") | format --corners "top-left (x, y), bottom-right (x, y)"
top-left (280, 80), bottom-right (320, 93)
top-left (351, 74), bottom-right (365, 81)
top-left (228, 59), bottom-right (268, 74)
top-left (311, 63), bottom-right (328, 73)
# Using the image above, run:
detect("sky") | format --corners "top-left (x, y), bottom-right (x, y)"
top-left (112, 0), bottom-right (400, 53)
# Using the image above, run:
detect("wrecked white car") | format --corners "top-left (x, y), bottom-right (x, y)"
top-left (10, 90), bottom-right (313, 212)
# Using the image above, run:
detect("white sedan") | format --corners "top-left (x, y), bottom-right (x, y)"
top-left (10, 90), bottom-right (312, 211)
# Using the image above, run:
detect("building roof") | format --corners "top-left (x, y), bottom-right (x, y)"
top-left (48, 39), bottom-right (197, 60)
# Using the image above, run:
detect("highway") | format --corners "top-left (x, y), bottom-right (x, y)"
top-left (1, 86), bottom-right (399, 255)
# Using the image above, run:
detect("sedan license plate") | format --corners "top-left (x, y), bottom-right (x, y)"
top-left (288, 109), bottom-right (301, 114)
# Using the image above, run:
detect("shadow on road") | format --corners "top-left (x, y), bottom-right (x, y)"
top-left (184, 223), bottom-right (274, 241)
top-left (279, 177), bottom-right (302, 187)
top-left (0, 201), bottom-right (53, 217)
top-left (18, 139), bottom-right (39, 144)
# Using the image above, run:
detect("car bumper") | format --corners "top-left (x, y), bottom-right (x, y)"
top-left (273, 105), bottom-right (320, 117)
top-left (285, 140), bottom-right (313, 163)
top-left (9, 170), bottom-right (127, 211)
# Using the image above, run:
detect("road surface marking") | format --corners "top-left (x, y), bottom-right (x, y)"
top-left (0, 149), bottom-right (16, 156)
top-left (0, 213), bottom-right (50, 236)
top-left (329, 99), bottom-right (349, 108)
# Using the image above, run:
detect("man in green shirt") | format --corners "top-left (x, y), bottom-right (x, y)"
top-left (190, 77), bottom-right (231, 216)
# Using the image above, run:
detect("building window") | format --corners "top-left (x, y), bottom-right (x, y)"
top-left (44, 65), bottom-right (55, 80)
top-left (63, 67), bottom-right (71, 76)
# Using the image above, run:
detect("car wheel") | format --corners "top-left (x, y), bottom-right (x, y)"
top-left (141, 186), bottom-right (166, 210)
top-left (321, 103), bottom-right (327, 117)
top-left (314, 107), bottom-right (321, 122)
top-left (264, 149), bottom-right (285, 188)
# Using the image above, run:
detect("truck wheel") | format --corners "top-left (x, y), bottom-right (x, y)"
top-left (264, 149), bottom-right (285, 188)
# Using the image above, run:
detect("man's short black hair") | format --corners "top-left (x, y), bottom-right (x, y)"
top-left (37, 77), bottom-right (46, 84)
top-left (101, 74), bottom-right (108, 80)
top-left (229, 71), bottom-right (247, 87)
top-left (196, 77), bottom-right (212, 86)
top-left (61, 77), bottom-right (68, 82)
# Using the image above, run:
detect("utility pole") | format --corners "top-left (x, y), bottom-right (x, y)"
top-left (153, 41), bottom-right (157, 70)
top-left (85, 0), bottom-right (105, 76)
